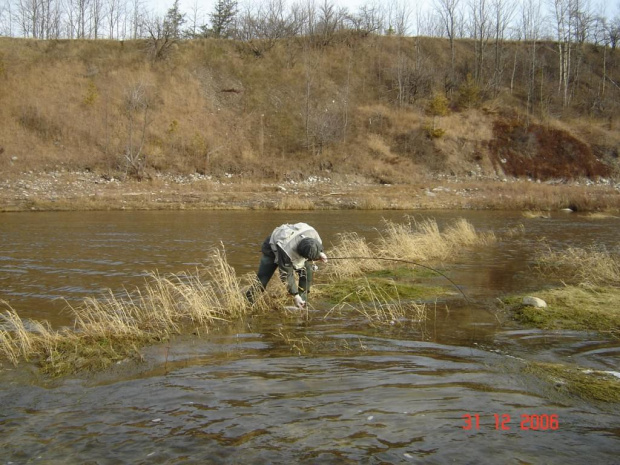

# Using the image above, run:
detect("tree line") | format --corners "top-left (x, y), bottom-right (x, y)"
top-left (1, 0), bottom-right (619, 48)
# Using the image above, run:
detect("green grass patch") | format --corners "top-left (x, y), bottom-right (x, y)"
top-left (507, 285), bottom-right (620, 338)
top-left (525, 361), bottom-right (620, 403)
top-left (315, 275), bottom-right (448, 304)
top-left (366, 266), bottom-right (438, 279)
top-left (39, 334), bottom-right (157, 377)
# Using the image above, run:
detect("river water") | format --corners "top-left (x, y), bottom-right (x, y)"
top-left (1, 210), bottom-right (619, 464)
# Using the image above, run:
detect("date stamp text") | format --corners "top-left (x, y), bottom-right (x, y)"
top-left (462, 413), bottom-right (559, 431)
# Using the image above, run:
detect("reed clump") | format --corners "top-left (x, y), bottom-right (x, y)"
top-left (377, 217), bottom-right (495, 261)
top-left (326, 217), bottom-right (495, 278)
top-left (0, 247), bottom-right (275, 374)
top-left (319, 217), bottom-right (491, 329)
top-left (534, 246), bottom-right (620, 287)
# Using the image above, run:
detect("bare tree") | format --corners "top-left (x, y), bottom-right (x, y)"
top-left (144, 3), bottom-right (184, 61)
top-left (435, 0), bottom-right (462, 81)
top-left (91, 0), bottom-right (105, 38)
top-left (107, 0), bottom-right (121, 39)
top-left (609, 13), bottom-right (620, 49)
top-left (386, 0), bottom-right (412, 36)
top-left (184, 0), bottom-right (204, 38)
top-left (15, 0), bottom-right (41, 37)
top-left (130, 0), bottom-right (144, 38)
top-left (469, 0), bottom-right (492, 84)
top-left (490, 0), bottom-right (516, 94)
top-left (75, 0), bottom-right (91, 38)
top-left (0, 0), bottom-right (11, 36)
top-left (237, 0), bottom-right (303, 56)
top-left (416, 4), bottom-right (444, 37)
top-left (315, 0), bottom-right (348, 46)
top-left (348, 3), bottom-right (384, 36)
top-left (520, 0), bottom-right (543, 122)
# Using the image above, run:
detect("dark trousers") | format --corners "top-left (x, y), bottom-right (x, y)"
top-left (246, 239), bottom-right (313, 303)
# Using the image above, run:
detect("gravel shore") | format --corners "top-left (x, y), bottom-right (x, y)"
top-left (1, 170), bottom-right (619, 212)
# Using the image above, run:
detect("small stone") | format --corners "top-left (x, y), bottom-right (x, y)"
top-left (522, 296), bottom-right (547, 308)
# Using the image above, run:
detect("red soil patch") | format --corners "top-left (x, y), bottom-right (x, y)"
top-left (489, 119), bottom-right (611, 180)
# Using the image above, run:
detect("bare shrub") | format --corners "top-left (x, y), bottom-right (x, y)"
top-left (121, 81), bottom-right (156, 179)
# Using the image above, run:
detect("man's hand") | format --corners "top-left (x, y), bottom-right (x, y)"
top-left (319, 252), bottom-right (328, 263)
top-left (293, 294), bottom-right (306, 309)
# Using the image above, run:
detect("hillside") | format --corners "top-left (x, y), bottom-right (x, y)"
top-left (0, 35), bottom-right (619, 210)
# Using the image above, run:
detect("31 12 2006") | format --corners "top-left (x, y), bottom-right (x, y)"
top-left (462, 413), bottom-right (559, 431)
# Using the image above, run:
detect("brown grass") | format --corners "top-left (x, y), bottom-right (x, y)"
top-left (325, 217), bottom-right (494, 278)
top-left (325, 278), bottom-right (427, 328)
top-left (273, 196), bottom-right (316, 210)
top-left (534, 246), bottom-right (619, 287)
top-left (0, 246), bottom-right (277, 374)
top-left (376, 217), bottom-right (495, 262)
top-left (509, 245), bottom-right (620, 338)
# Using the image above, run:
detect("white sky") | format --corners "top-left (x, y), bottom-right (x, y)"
top-left (148, 0), bottom-right (619, 25)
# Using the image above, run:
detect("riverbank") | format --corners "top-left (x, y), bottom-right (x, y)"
top-left (1, 170), bottom-right (619, 212)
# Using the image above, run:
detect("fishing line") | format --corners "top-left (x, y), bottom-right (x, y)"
top-left (323, 256), bottom-right (472, 304)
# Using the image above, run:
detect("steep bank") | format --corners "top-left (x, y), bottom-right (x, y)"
top-left (0, 36), bottom-right (619, 197)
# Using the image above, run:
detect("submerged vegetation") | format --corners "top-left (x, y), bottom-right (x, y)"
top-left (0, 218), bottom-right (489, 375)
top-left (525, 361), bottom-right (620, 403)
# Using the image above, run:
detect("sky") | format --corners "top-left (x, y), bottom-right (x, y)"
top-left (149, 0), bottom-right (619, 28)
top-left (152, 0), bottom-right (370, 18)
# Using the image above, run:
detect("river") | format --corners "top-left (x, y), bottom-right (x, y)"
top-left (1, 210), bottom-right (619, 464)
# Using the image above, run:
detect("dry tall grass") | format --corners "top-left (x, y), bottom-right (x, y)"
top-left (326, 217), bottom-right (494, 277)
top-left (534, 246), bottom-right (620, 287)
top-left (273, 196), bottom-right (316, 210)
top-left (327, 232), bottom-right (382, 278)
top-left (376, 217), bottom-right (495, 262)
top-left (0, 247), bottom-right (274, 373)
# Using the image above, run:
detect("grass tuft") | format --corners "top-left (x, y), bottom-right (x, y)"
top-left (512, 284), bottom-right (620, 337)
top-left (534, 246), bottom-right (619, 287)
top-left (376, 217), bottom-right (495, 262)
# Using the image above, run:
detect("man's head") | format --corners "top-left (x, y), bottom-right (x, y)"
top-left (297, 238), bottom-right (324, 260)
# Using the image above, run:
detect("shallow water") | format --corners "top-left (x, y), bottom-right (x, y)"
top-left (1, 210), bottom-right (619, 463)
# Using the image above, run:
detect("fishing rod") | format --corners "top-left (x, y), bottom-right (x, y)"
top-left (322, 256), bottom-right (471, 304)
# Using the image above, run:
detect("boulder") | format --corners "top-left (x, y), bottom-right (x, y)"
top-left (522, 296), bottom-right (548, 308)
